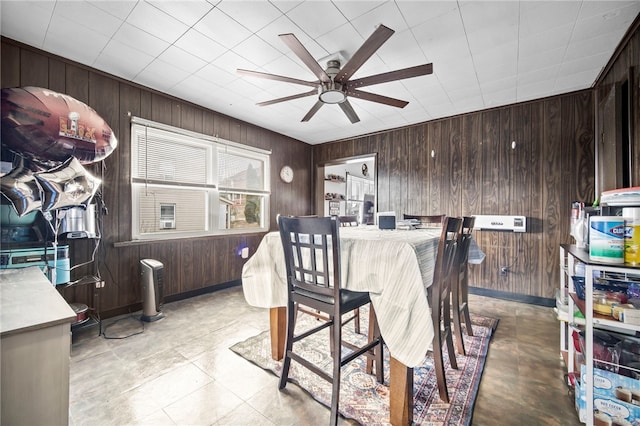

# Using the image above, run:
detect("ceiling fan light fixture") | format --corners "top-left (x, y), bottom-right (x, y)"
top-left (238, 25), bottom-right (433, 123)
top-left (319, 89), bottom-right (346, 104)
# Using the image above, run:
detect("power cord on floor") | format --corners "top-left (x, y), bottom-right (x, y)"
top-left (101, 314), bottom-right (145, 339)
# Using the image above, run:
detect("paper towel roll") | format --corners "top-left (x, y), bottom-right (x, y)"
top-left (623, 207), bottom-right (640, 221)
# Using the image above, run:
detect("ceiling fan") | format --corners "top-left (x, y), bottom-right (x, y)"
top-left (237, 24), bottom-right (433, 124)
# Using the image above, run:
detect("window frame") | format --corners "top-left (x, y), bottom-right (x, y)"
top-left (130, 117), bottom-right (271, 240)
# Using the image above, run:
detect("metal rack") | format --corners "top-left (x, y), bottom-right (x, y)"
top-left (560, 244), bottom-right (640, 425)
top-left (56, 237), bottom-right (105, 335)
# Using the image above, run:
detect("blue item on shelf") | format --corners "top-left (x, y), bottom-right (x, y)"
top-left (0, 245), bottom-right (70, 284)
top-left (628, 283), bottom-right (640, 299)
top-left (571, 276), bottom-right (629, 300)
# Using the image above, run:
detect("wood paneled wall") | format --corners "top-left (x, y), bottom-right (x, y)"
top-left (1, 38), bottom-right (314, 317)
top-left (3, 17), bottom-right (638, 308)
top-left (595, 15), bottom-right (640, 187)
top-left (313, 91), bottom-right (596, 300)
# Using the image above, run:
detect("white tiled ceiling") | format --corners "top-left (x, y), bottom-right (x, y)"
top-left (1, 0), bottom-right (638, 145)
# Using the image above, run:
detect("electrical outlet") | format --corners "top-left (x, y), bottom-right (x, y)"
top-left (500, 267), bottom-right (508, 276)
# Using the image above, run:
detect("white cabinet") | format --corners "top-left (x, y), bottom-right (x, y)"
top-left (0, 266), bottom-right (76, 426)
top-left (559, 244), bottom-right (640, 425)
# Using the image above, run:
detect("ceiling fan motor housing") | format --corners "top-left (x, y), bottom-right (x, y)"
top-left (319, 60), bottom-right (346, 104)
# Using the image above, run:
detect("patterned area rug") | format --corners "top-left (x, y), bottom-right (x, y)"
top-left (230, 308), bottom-right (498, 426)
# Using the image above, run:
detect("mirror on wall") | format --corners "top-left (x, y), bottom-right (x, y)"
top-left (315, 155), bottom-right (376, 225)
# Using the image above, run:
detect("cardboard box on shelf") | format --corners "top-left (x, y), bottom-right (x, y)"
top-left (575, 379), bottom-right (586, 423)
top-left (576, 365), bottom-right (640, 423)
top-left (623, 308), bottom-right (640, 325)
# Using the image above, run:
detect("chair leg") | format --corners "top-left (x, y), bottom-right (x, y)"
top-left (354, 307), bottom-right (361, 334)
top-left (364, 305), bottom-right (384, 382)
top-left (373, 312), bottom-right (384, 384)
top-left (432, 320), bottom-right (449, 403)
top-left (451, 274), bottom-right (466, 356)
top-left (443, 296), bottom-right (458, 370)
top-left (279, 302), bottom-right (296, 390)
top-left (461, 269), bottom-right (474, 337)
top-left (364, 304), bottom-right (385, 382)
top-left (330, 319), bottom-right (342, 426)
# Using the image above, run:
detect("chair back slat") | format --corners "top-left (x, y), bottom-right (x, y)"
top-left (432, 216), bottom-right (463, 300)
top-left (278, 216), bottom-right (340, 301)
top-left (457, 216), bottom-right (475, 265)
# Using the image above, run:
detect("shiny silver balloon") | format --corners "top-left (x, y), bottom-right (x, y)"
top-left (0, 157), bottom-right (43, 216)
top-left (35, 156), bottom-right (101, 212)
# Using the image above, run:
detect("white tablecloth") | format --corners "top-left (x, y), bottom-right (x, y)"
top-left (241, 226), bottom-right (441, 368)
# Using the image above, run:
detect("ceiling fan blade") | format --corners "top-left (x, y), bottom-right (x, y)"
top-left (335, 24), bottom-right (395, 83)
top-left (257, 89), bottom-right (318, 106)
top-left (279, 33), bottom-right (330, 83)
top-left (346, 89), bottom-right (408, 108)
top-left (237, 69), bottom-right (318, 88)
top-left (301, 101), bottom-right (324, 122)
top-left (347, 63), bottom-right (433, 88)
top-left (339, 100), bottom-right (361, 123)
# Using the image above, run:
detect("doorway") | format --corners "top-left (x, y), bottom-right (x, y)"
top-left (315, 155), bottom-right (376, 224)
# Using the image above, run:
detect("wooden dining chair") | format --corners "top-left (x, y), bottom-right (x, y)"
top-left (428, 216), bottom-right (463, 403)
top-left (277, 215), bottom-right (384, 425)
top-left (403, 213), bottom-right (445, 227)
top-left (288, 215), bottom-right (362, 335)
top-left (451, 216), bottom-right (476, 356)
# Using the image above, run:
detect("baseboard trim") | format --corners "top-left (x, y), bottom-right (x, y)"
top-left (99, 280), bottom-right (243, 320)
top-left (468, 286), bottom-right (555, 307)
top-left (164, 280), bottom-right (242, 304)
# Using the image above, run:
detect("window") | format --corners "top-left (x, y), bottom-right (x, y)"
top-left (131, 118), bottom-right (270, 240)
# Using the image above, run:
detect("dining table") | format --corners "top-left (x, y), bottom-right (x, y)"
top-left (241, 224), bottom-right (442, 426)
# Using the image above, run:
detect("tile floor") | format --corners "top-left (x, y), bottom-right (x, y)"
top-left (69, 287), bottom-right (581, 426)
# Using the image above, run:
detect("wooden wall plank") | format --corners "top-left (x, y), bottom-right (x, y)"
top-left (427, 121), bottom-right (443, 215)
top-left (512, 104), bottom-right (532, 295)
top-left (20, 49), bottom-right (48, 87)
top-left (541, 97), bottom-right (563, 297)
top-left (448, 116), bottom-right (462, 217)
top-left (376, 134), bottom-right (391, 212)
top-left (151, 93), bottom-right (173, 125)
top-left (462, 113), bottom-right (482, 217)
top-left (529, 102), bottom-right (544, 296)
top-left (179, 239), bottom-right (194, 293)
top-left (1, 41), bottom-right (20, 87)
top-left (414, 125), bottom-right (428, 215)
top-left (407, 127), bottom-right (422, 215)
top-left (388, 129), bottom-right (408, 215)
top-left (65, 66), bottom-right (89, 103)
top-left (48, 58), bottom-right (66, 93)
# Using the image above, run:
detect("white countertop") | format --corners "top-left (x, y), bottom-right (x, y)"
top-left (0, 266), bottom-right (76, 337)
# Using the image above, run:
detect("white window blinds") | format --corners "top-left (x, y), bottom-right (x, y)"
top-left (130, 118), bottom-right (270, 239)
